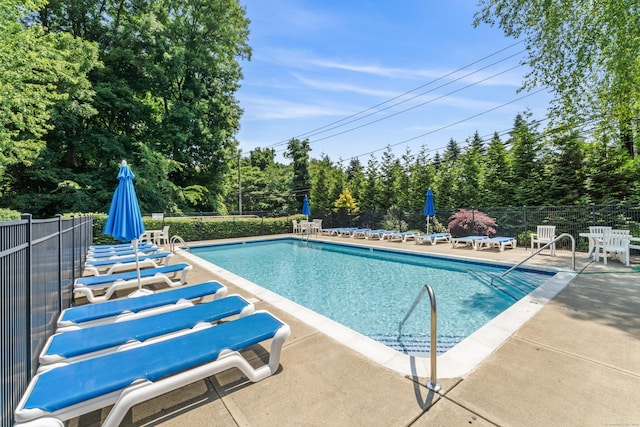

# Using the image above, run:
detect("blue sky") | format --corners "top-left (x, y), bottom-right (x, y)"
top-left (236, 0), bottom-right (552, 163)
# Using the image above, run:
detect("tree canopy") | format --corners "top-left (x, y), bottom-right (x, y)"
top-left (1, 0), bottom-right (250, 216)
top-left (1, 1), bottom-right (639, 219)
top-left (474, 0), bottom-right (640, 157)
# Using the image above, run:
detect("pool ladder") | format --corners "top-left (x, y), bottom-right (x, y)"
top-left (398, 284), bottom-right (441, 392)
top-left (170, 235), bottom-right (191, 253)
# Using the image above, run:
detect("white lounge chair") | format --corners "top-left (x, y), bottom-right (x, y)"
top-left (41, 295), bottom-right (254, 366)
top-left (73, 263), bottom-right (193, 303)
top-left (477, 236), bottom-right (517, 252)
top-left (14, 311), bottom-right (290, 427)
top-left (595, 229), bottom-right (630, 266)
top-left (415, 233), bottom-right (451, 245)
top-left (451, 235), bottom-right (488, 250)
top-left (83, 251), bottom-right (173, 276)
top-left (531, 225), bottom-right (556, 256)
top-left (57, 281), bottom-right (227, 330)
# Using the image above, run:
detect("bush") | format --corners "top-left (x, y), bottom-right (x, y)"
top-left (447, 209), bottom-right (497, 237)
top-left (91, 214), bottom-right (294, 244)
top-left (0, 208), bottom-right (21, 222)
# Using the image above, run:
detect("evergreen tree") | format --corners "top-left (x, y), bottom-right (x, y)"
top-left (361, 156), bottom-right (380, 211)
top-left (345, 158), bottom-right (365, 203)
top-left (443, 138), bottom-right (461, 163)
top-left (284, 138), bottom-right (311, 210)
top-left (508, 113), bottom-right (543, 205)
top-left (542, 130), bottom-right (588, 205)
top-left (483, 132), bottom-right (511, 206)
top-left (309, 155), bottom-right (334, 212)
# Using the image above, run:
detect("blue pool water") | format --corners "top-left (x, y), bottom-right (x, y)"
top-left (191, 238), bottom-right (553, 355)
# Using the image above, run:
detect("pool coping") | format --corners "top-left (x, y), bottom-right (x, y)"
top-left (179, 237), bottom-right (575, 378)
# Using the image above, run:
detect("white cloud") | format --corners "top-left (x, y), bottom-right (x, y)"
top-left (240, 96), bottom-right (355, 120)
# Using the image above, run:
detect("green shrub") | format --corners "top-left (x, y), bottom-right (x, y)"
top-left (0, 208), bottom-right (21, 222)
top-left (91, 215), bottom-right (294, 244)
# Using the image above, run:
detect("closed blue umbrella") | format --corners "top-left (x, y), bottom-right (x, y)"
top-left (302, 195), bottom-right (311, 219)
top-left (103, 160), bottom-right (148, 296)
top-left (424, 188), bottom-right (435, 233)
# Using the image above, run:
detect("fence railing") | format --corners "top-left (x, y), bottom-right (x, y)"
top-left (301, 204), bottom-right (640, 252)
top-left (0, 214), bottom-right (92, 427)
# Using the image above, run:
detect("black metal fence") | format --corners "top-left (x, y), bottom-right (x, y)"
top-left (306, 204), bottom-right (640, 252)
top-left (169, 204), bottom-right (640, 251)
top-left (0, 214), bottom-right (92, 427)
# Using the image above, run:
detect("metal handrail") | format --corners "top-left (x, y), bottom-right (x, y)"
top-left (501, 232), bottom-right (576, 278)
top-left (170, 235), bottom-right (191, 253)
top-left (398, 284), bottom-right (441, 392)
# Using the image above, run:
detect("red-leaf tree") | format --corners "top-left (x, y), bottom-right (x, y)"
top-left (448, 209), bottom-right (497, 237)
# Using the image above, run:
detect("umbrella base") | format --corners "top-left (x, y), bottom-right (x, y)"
top-left (128, 288), bottom-right (154, 298)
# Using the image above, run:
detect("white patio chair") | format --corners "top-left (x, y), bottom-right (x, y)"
top-left (530, 225), bottom-right (556, 256)
top-left (157, 225), bottom-right (170, 245)
top-left (292, 219), bottom-right (301, 234)
top-left (596, 229), bottom-right (630, 266)
top-left (586, 226), bottom-right (611, 258)
top-left (311, 219), bottom-right (323, 233)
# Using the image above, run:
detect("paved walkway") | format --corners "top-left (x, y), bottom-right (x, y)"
top-left (70, 234), bottom-right (640, 427)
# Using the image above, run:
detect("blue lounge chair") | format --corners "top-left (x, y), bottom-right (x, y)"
top-left (450, 235), bottom-right (488, 250)
top-left (336, 227), bottom-right (360, 237)
top-left (477, 236), bottom-right (517, 252)
top-left (87, 245), bottom-right (161, 260)
top-left (41, 295), bottom-right (254, 365)
top-left (15, 311), bottom-right (290, 427)
top-left (89, 241), bottom-right (155, 253)
top-left (73, 263), bottom-right (193, 303)
top-left (58, 281), bottom-right (227, 330)
top-left (84, 251), bottom-right (173, 276)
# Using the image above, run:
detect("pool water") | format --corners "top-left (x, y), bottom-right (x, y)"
top-left (191, 238), bottom-right (552, 356)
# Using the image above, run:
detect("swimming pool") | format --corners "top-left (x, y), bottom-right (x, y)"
top-left (183, 237), bottom-right (574, 377)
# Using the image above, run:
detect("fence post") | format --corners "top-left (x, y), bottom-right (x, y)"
top-left (20, 213), bottom-right (33, 376)
top-left (57, 214), bottom-right (63, 311)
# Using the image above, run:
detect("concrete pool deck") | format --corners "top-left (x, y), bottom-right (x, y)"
top-left (70, 234), bottom-right (640, 427)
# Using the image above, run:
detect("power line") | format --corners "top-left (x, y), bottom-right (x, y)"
top-left (262, 40), bottom-right (526, 148)
top-left (351, 88), bottom-right (548, 159)
top-left (309, 63), bottom-right (524, 145)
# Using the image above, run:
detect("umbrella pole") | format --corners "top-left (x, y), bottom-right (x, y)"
top-left (129, 238), bottom-right (152, 297)
top-left (426, 216), bottom-right (430, 234)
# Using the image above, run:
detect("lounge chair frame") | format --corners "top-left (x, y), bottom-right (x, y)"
top-left (450, 236), bottom-right (488, 250)
top-left (73, 263), bottom-right (193, 304)
top-left (415, 233), bottom-right (451, 245)
top-left (15, 311), bottom-right (290, 427)
top-left (41, 295), bottom-right (254, 366)
top-left (58, 281), bottom-right (227, 331)
top-left (477, 237), bottom-right (517, 252)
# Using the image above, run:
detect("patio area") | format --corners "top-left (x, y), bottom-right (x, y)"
top-left (68, 234), bottom-right (640, 427)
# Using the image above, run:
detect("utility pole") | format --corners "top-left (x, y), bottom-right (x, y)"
top-left (238, 154), bottom-right (242, 215)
